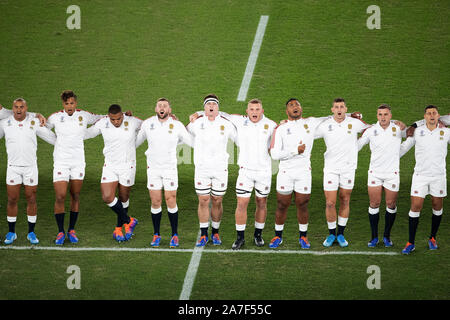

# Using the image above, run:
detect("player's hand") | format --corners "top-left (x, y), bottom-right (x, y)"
top-left (438, 120), bottom-right (445, 128)
top-left (297, 141), bottom-right (306, 154)
top-left (279, 119), bottom-right (288, 125)
top-left (169, 113), bottom-right (178, 121)
top-left (406, 126), bottom-right (416, 137)
top-left (351, 112), bottom-right (362, 120)
top-left (36, 113), bottom-right (47, 126)
top-left (124, 110), bottom-right (133, 116)
top-left (189, 113), bottom-right (199, 123)
top-left (394, 120), bottom-right (406, 131)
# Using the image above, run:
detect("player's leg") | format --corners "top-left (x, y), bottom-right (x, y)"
top-left (323, 171), bottom-right (339, 247)
top-left (383, 188), bottom-right (398, 246)
top-left (269, 192), bottom-right (291, 248)
top-left (233, 168), bottom-right (252, 249)
top-left (101, 181), bottom-right (126, 242)
top-left (295, 192), bottom-right (311, 249)
top-left (429, 196), bottom-right (443, 249)
top-left (163, 169), bottom-right (179, 247)
top-left (5, 183), bottom-right (21, 244)
top-left (403, 174), bottom-right (427, 254)
top-left (194, 169), bottom-right (212, 246)
top-left (24, 182), bottom-right (39, 244)
top-left (254, 196), bottom-right (267, 246)
top-left (119, 183), bottom-right (138, 240)
top-left (210, 195), bottom-right (224, 245)
top-left (53, 180), bottom-right (69, 243)
top-left (367, 185), bottom-right (382, 246)
top-left (149, 189), bottom-right (163, 246)
top-left (67, 179), bottom-right (83, 242)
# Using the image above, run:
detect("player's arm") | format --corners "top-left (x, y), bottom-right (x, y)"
top-left (270, 127), bottom-right (299, 160)
top-left (178, 123), bottom-right (193, 148)
top-left (399, 136), bottom-right (415, 158)
top-left (135, 123), bottom-right (147, 148)
top-left (0, 123), bottom-right (4, 139)
top-left (0, 104), bottom-right (13, 120)
top-left (357, 128), bottom-right (371, 151)
top-left (36, 125), bottom-right (57, 145)
top-left (228, 122), bottom-right (238, 145)
top-left (84, 123), bottom-right (101, 140)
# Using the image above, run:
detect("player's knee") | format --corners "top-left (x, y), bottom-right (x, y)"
top-left (255, 197), bottom-right (267, 209)
top-left (102, 194), bottom-right (115, 204)
top-left (369, 200), bottom-right (381, 208)
top-left (325, 200), bottom-right (336, 209)
top-left (70, 192), bottom-right (80, 202)
top-left (385, 199), bottom-right (396, 209)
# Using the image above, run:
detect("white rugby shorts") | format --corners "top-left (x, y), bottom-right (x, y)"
top-left (367, 170), bottom-right (400, 192)
top-left (236, 167), bottom-right (272, 198)
top-left (147, 166), bottom-right (178, 191)
top-left (195, 167), bottom-right (228, 197)
top-left (7, 165), bottom-right (38, 186)
top-left (276, 167), bottom-right (312, 195)
top-left (101, 163), bottom-right (136, 187)
top-left (410, 173), bottom-right (447, 198)
top-left (323, 170), bottom-right (355, 191)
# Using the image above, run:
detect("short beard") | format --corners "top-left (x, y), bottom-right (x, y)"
top-left (157, 113), bottom-right (168, 120)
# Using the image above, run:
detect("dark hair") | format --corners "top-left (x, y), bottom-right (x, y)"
top-left (285, 98), bottom-right (299, 106)
top-left (424, 105), bottom-right (438, 113)
top-left (378, 104), bottom-right (391, 111)
top-left (333, 97), bottom-right (346, 105)
top-left (61, 90), bottom-right (77, 102)
top-left (108, 104), bottom-right (122, 114)
top-left (157, 97), bottom-right (170, 105)
top-left (204, 94), bottom-right (219, 102)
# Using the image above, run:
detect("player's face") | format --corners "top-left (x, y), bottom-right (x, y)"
top-left (109, 112), bottom-right (124, 128)
top-left (424, 108), bottom-right (439, 127)
top-left (204, 101), bottom-right (219, 118)
top-left (246, 103), bottom-right (264, 123)
top-left (286, 100), bottom-right (302, 120)
top-left (63, 97), bottom-right (77, 116)
top-left (331, 102), bottom-right (347, 120)
top-left (377, 108), bottom-right (392, 128)
top-left (155, 101), bottom-right (171, 120)
top-left (12, 100), bottom-right (28, 121)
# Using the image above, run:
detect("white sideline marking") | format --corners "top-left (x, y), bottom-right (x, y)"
top-left (0, 246), bottom-right (399, 255)
top-left (237, 15), bottom-right (269, 101)
top-left (179, 231), bottom-right (204, 300)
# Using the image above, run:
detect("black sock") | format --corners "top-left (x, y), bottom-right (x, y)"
top-left (109, 200), bottom-right (129, 227)
top-left (368, 211), bottom-right (379, 239)
top-left (168, 210), bottom-right (178, 236)
top-left (212, 227), bottom-right (219, 235)
top-left (55, 213), bottom-right (65, 233)
top-left (299, 231), bottom-right (307, 238)
top-left (151, 210), bottom-right (162, 235)
top-left (337, 225), bottom-right (346, 236)
top-left (68, 211), bottom-right (78, 231)
top-left (200, 227), bottom-right (208, 237)
top-left (384, 210), bottom-right (396, 239)
top-left (237, 230), bottom-right (245, 239)
top-left (28, 221), bottom-right (36, 233)
top-left (430, 213), bottom-right (442, 239)
top-left (275, 230), bottom-right (283, 238)
top-left (329, 228), bottom-right (336, 236)
top-left (8, 221), bottom-right (16, 233)
top-left (254, 228), bottom-right (262, 238)
top-left (408, 216), bottom-right (419, 244)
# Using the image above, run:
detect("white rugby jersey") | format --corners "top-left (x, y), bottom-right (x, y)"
top-left (0, 106), bottom-right (13, 119)
top-left (0, 114), bottom-right (56, 166)
top-left (187, 115), bottom-right (237, 171)
top-left (358, 121), bottom-right (406, 174)
top-left (47, 109), bottom-right (103, 167)
top-left (400, 126), bottom-right (450, 176)
top-left (136, 116), bottom-right (192, 169)
top-left (85, 115), bottom-right (142, 168)
top-left (316, 116), bottom-right (371, 172)
top-left (270, 116), bottom-right (328, 170)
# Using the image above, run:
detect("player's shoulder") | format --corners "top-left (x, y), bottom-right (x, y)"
top-left (273, 120), bottom-right (289, 131)
top-left (262, 116), bottom-right (277, 127)
top-left (48, 109), bottom-right (64, 119)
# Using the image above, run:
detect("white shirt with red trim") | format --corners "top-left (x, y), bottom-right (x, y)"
top-left (85, 115), bottom-right (142, 168)
top-left (0, 113), bottom-right (56, 166)
top-left (187, 115), bottom-right (237, 171)
top-left (136, 116), bottom-right (192, 169)
top-left (315, 116), bottom-right (371, 173)
top-left (358, 121), bottom-right (406, 174)
top-left (47, 109), bottom-right (103, 167)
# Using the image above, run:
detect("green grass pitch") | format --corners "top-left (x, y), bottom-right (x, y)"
top-left (0, 0), bottom-right (449, 300)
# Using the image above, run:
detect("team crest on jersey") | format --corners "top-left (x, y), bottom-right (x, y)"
top-left (169, 123), bottom-right (174, 129)
top-left (78, 116), bottom-right (83, 122)
top-left (440, 130), bottom-right (444, 140)
top-left (264, 124), bottom-right (269, 130)
top-left (220, 125), bottom-right (225, 135)
top-left (31, 120), bottom-right (35, 126)
top-left (392, 126), bottom-right (397, 136)
top-left (124, 121), bottom-right (129, 131)
top-left (347, 123), bottom-right (352, 134)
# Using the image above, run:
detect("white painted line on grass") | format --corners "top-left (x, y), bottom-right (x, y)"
top-left (237, 15), bottom-right (269, 102)
top-left (0, 245), bottom-right (399, 255)
top-left (179, 231), bottom-right (204, 300)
